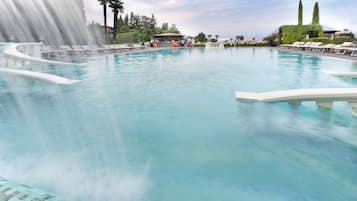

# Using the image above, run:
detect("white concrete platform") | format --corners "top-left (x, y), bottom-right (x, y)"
top-left (235, 88), bottom-right (357, 116)
top-left (3, 43), bottom-right (86, 67)
top-left (0, 68), bottom-right (80, 85)
top-left (324, 70), bottom-right (357, 78)
top-left (235, 88), bottom-right (357, 102)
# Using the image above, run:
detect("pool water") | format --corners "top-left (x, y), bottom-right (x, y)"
top-left (0, 48), bottom-right (357, 201)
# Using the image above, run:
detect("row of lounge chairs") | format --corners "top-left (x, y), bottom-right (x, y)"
top-left (41, 44), bottom-right (146, 59)
top-left (281, 42), bottom-right (357, 57)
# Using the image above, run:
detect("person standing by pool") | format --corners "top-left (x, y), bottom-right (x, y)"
top-left (152, 41), bottom-right (158, 48)
top-left (171, 40), bottom-right (178, 48)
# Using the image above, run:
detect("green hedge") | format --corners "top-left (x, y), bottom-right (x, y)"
top-left (193, 44), bottom-right (205, 47)
top-left (116, 32), bottom-right (135, 44)
top-left (280, 25), bottom-right (323, 44)
top-left (280, 25), bottom-right (302, 44)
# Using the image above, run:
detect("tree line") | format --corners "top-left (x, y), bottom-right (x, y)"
top-left (194, 32), bottom-right (244, 43)
top-left (97, 0), bottom-right (180, 43)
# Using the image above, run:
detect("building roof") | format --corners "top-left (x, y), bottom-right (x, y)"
top-left (154, 33), bottom-right (183, 37)
top-left (323, 30), bottom-right (339, 34)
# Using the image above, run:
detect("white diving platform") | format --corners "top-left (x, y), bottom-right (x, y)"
top-left (0, 68), bottom-right (80, 85)
top-left (235, 88), bottom-right (357, 116)
top-left (3, 43), bottom-right (86, 67)
top-left (0, 43), bottom-right (83, 85)
top-left (324, 70), bottom-right (357, 78)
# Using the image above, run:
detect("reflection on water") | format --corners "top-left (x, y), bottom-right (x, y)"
top-left (0, 48), bottom-right (357, 201)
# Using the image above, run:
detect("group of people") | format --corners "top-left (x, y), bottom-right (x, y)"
top-left (145, 39), bottom-right (193, 49)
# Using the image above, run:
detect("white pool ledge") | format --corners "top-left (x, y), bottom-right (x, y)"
top-left (3, 43), bottom-right (86, 67)
top-left (235, 88), bottom-right (357, 116)
top-left (0, 68), bottom-right (80, 85)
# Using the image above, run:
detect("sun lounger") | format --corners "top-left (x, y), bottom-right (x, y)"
top-left (351, 48), bottom-right (357, 57)
top-left (318, 44), bottom-right (337, 53)
top-left (341, 42), bottom-right (354, 48)
top-left (133, 44), bottom-right (145, 49)
top-left (306, 42), bottom-right (323, 52)
top-left (292, 42), bottom-right (305, 47)
top-left (336, 48), bottom-right (347, 55)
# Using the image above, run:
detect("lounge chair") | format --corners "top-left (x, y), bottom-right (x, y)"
top-left (40, 45), bottom-right (52, 53)
top-left (341, 42), bottom-right (354, 48)
top-left (336, 48), bottom-right (347, 55)
top-left (293, 42), bottom-right (306, 49)
top-left (318, 44), bottom-right (336, 53)
top-left (350, 48), bottom-right (357, 57)
top-left (307, 42), bottom-right (323, 52)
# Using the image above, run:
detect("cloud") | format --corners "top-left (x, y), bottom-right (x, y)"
top-left (85, 0), bottom-right (357, 37)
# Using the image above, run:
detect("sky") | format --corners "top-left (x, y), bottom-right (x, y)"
top-left (84, 0), bottom-right (357, 39)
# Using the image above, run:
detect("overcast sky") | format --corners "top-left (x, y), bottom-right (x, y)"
top-left (84, 0), bottom-right (357, 39)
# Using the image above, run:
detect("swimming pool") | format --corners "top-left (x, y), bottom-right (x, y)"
top-left (0, 47), bottom-right (357, 201)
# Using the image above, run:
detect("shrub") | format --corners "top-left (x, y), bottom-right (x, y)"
top-left (280, 25), bottom-right (302, 44)
top-left (193, 44), bottom-right (205, 47)
top-left (194, 32), bottom-right (208, 43)
top-left (116, 32), bottom-right (135, 44)
top-left (280, 25), bottom-right (323, 44)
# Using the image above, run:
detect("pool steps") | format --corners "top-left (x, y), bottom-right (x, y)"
top-left (235, 88), bottom-right (357, 116)
top-left (0, 177), bottom-right (64, 201)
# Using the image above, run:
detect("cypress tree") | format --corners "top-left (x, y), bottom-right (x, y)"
top-left (124, 14), bottom-right (129, 26)
top-left (298, 0), bottom-right (303, 27)
top-left (297, 0), bottom-right (303, 40)
top-left (312, 2), bottom-right (320, 25)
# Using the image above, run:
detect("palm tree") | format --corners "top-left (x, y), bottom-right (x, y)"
top-left (98, 0), bottom-right (108, 42)
top-left (235, 35), bottom-right (244, 42)
top-left (109, 0), bottom-right (124, 42)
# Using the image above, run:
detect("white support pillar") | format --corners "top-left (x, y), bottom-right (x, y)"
top-left (349, 102), bottom-right (357, 117)
top-left (32, 44), bottom-right (41, 58)
top-left (5, 56), bottom-right (8, 68)
top-left (316, 101), bottom-right (333, 109)
top-left (288, 100), bottom-right (302, 105)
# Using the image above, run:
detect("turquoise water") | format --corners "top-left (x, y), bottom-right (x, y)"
top-left (0, 48), bottom-right (357, 201)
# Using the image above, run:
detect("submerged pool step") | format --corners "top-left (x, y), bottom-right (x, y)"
top-left (0, 177), bottom-right (64, 201)
top-left (324, 70), bottom-right (357, 78)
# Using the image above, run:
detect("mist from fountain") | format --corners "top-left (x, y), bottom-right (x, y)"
top-left (0, 63), bottom-right (151, 201)
top-left (0, 1), bottom-right (149, 201)
top-left (0, 0), bottom-right (104, 46)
